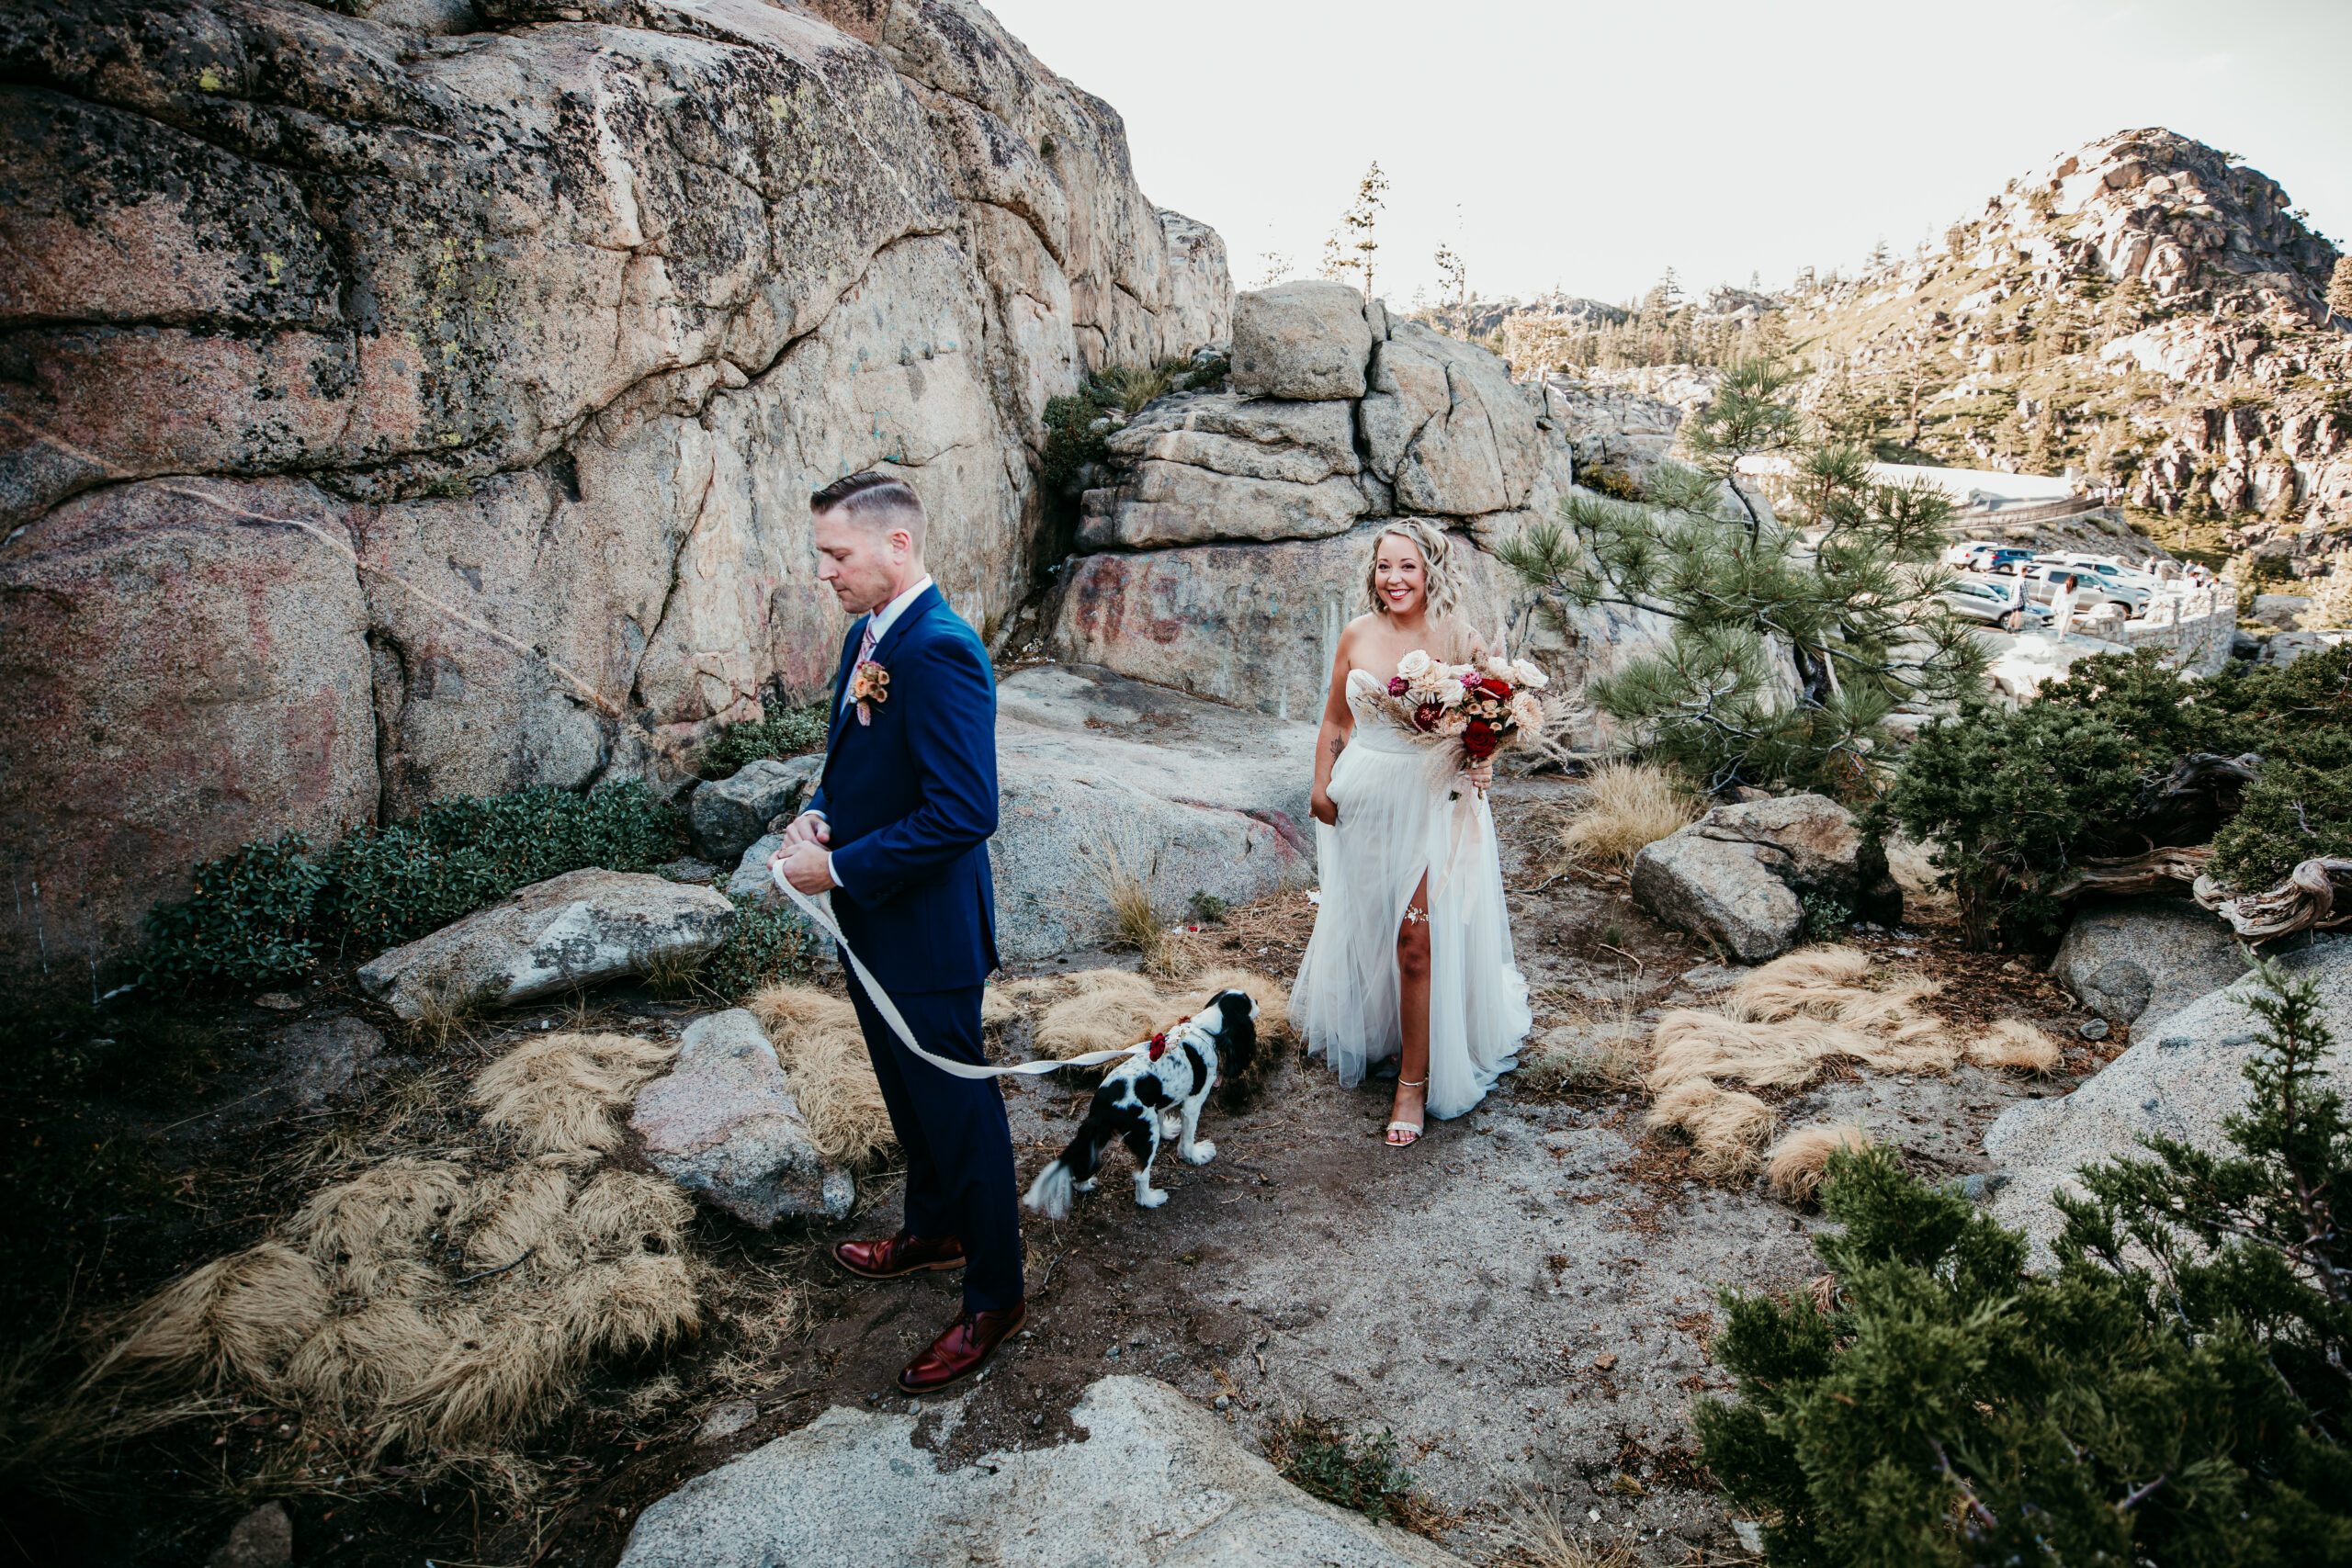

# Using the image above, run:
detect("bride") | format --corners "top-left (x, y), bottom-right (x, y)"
top-left (1292, 520), bottom-right (1532, 1145)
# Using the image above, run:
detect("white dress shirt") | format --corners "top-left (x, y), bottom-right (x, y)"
top-left (812, 575), bottom-right (933, 891)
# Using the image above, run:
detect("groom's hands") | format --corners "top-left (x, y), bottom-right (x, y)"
top-left (770, 811), bottom-right (837, 894)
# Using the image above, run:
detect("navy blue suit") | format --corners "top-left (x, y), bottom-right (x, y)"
top-left (805, 584), bottom-right (1020, 1311)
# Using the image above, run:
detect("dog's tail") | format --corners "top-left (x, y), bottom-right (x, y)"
top-left (1023, 1109), bottom-right (1116, 1220)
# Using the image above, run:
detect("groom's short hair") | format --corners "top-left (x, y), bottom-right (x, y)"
top-left (810, 470), bottom-right (926, 548)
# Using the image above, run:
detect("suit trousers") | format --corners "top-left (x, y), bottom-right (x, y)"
top-left (844, 975), bottom-right (1024, 1313)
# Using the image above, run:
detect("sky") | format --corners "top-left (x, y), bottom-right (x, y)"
top-left (982, 0), bottom-right (2352, 310)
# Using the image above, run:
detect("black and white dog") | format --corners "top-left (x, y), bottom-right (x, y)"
top-left (1023, 989), bottom-right (1258, 1219)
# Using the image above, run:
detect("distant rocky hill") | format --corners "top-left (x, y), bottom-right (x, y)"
top-left (1779, 129), bottom-right (2349, 585)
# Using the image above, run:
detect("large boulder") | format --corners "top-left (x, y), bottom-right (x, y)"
top-left (616, 1374), bottom-right (1467, 1568)
top-left (689, 756), bottom-right (823, 864)
top-left (356, 870), bottom-right (734, 1020)
top-left (1228, 281), bottom-right (1376, 400)
top-left (1985, 934), bottom-right (2352, 1260)
top-left (0, 0), bottom-right (1230, 1000)
top-left (993, 666), bottom-right (1316, 961)
top-left (0, 478), bottom-right (379, 1003)
top-left (1078, 392), bottom-right (1372, 549)
top-left (1631, 795), bottom-right (1901, 963)
top-left (2052, 896), bottom-right (2251, 1032)
top-left (1049, 522), bottom-right (1523, 722)
top-left (1362, 320), bottom-right (1552, 519)
top-left (630, 1009), bottom-right (854, 1225)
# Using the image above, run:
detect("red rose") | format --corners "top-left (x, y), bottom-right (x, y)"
top-left (1478, 676), bottom-right (1511, 698)
top-left (1412, 701), bottom-right (1442, 733)
top-left (1387, 675), bottom-right (1409, 696)
top-left (1463, 720), bottom-right (1498, 759)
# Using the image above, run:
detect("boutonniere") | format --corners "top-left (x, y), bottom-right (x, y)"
top-left (848, 660), bottom-right (889, 727)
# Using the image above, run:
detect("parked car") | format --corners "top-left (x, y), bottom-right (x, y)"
top-left (1941, 576), bottom-right (2051, 627)
top-left (2019, 563), bottom-right (2147, 615)
top-left (2032, 552), bottom-right (2162, 592)
top-left (1949, 543), bottom-right (2037, 572)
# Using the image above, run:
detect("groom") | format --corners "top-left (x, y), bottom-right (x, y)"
top-left (769, 470), bottom-right (1024, 1394)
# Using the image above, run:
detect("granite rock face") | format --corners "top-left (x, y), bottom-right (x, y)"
top-left (0, 0), bottom-right (1229, 999)
top-left (1631, 795), bottom-right (1900, 963)
top-left (2051, 896), bottom-right (2251, 1032)
top-left (1985, 935), bottom-right (2351, 1261)
top-left (616, 1374), bottom-right (1467, 1568)
top-left (1228, 281), bottom-right (1376, 400)
top-left (630, 1009), bottom-right (854, 1226)
top-left (991, 665), bottom-right (1316, 960)
top-left (356, 869), bottom-right (733, 1019)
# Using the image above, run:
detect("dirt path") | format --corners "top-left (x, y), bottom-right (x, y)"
top-left (31, 774), bottom-right (2118, 1568)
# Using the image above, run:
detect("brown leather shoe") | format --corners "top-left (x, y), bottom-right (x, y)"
top-left (831, 1231), bottom-right (965, 1280)
top-left (897, 1302), bottom-right (1026, 1396)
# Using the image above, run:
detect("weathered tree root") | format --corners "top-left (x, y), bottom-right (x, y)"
top-left (2195, 857), bottom-right (2352, 941)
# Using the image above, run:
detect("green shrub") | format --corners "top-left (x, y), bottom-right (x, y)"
top-left (1801, 891), bottom-right (1852, 943)
top-left (2211, 761), bottom-right (2352, 892)
top-left (141, 781), bottom-right (681, 991)
top-left (1264, 1415), bottom-right (1421, 1528)
top-left (1874, 701), bottom-right (2151, 948)
top-left (1186, 890), bottom-right (1230, 924)
top-left (1877, 645), bottom-right (2352, 942)
top-left (1695, 956), bottom-right (2352, 1565)
top-left (701, 703), bottom-right (831, 775)
top-left (1039, 359), bottom-right (1201, 494)
top-left (696, 893), bottom-right (816, 1002)
top-left (140, 834), bottom-right (328, 990)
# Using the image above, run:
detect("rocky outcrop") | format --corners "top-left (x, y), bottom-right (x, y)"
top-left (0, 0), bottom-right (1231, 998)
top-left (1781, 128), bottom-right (2348, 584)
top-left (631, 1009), bottom-right (854, 1226)
top-left (616, 1374), bottom-right (1468, 1568)
top-left (356, 869), bottom-right (733, 1019)
top-left (992, 665), bottom-right (1315, 960)
top-left (689, 756), bottom-right (822, 865)
top-left (2051, 897), bottom-right (2251, 1032)
top-left (1047, 281), bottom-right (1673, 732)
top-left (1985, 934), bottom-right (2351, 1260)
top-left (1631, 795), bottom-right (1901, 963)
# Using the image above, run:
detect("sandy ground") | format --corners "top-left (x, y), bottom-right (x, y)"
top-left (29, 772), bottom-right (2118, 1568)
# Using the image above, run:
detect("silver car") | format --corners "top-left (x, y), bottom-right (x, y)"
top-left (2019, 562), bottom-right (2147, 614)
top-left (1941, 576), bottom-right (2051, 627)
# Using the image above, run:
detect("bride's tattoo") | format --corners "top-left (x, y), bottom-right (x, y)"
top-left (1328, 734), bottom-right (1346, 759)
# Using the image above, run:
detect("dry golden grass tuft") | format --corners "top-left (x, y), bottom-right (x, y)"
top-left (746, 985), bottom-right (895, 1166)
top-left (1503, 1483), bottom-right (1644, 1567)
top-left (91, 1029), bottom-right (704, 1494)
top-left (1555, 761), bottom-right (1700, 870)
top-left (1639, 945), bottom-right (2069, 1184)
top-left (1091, 838), bottom-right (1171, 973)
top-left (1967, 1018), bottom-right (2064, 1074)
top-left (470, 1032), bottom-right (676, 1156)
top-left (1765, 1121), bottom-right (1873, 1205)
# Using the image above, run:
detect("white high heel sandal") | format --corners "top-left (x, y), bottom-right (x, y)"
top-left (1386, 1077), bottom-right (1427, 1147)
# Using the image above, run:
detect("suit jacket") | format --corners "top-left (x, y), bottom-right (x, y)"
top-left (805, 582), bottom-right (1001, 994)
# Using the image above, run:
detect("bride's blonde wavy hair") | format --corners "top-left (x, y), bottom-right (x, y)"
top-left (1363, 519), bottom-right (1459, 621)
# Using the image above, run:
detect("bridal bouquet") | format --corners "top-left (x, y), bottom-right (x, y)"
top-left (1367, 649), bottom-right (1551, 772)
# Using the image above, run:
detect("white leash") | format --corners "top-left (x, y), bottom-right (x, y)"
top-left (772, 866), bottom-right (1149, 1080)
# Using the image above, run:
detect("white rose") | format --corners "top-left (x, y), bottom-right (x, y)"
top-left (1435, 677), bottom-right (1467, 706)
top-left (1396, 649), bottom-right (1433, 680)
top-left (1511, 659), bottom-right (1549, 689)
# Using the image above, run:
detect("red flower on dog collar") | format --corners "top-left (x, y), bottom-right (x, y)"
top-left (1148, 1032), bottom-right (1168, 1062)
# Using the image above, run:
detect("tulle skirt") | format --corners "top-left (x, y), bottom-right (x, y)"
top-left (1292, 728), bottom-right (1530, 1121)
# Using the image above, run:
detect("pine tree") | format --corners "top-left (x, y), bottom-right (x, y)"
top-left (1434, 241), bottom-right (1468, 327)
top-left (1496, 357), bottom-right (1984, 792)
top-left (1696, 954), bottom-right (2352, 1565)
top-left (1337, 162), bottom-right (1388, 296)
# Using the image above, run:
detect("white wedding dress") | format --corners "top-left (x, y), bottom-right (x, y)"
top-left (1293, 669), bottom-right (1532, 1120)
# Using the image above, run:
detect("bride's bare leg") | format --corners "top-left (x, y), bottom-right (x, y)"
top-left (1390, 873), bottom-right (1431, 1145)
